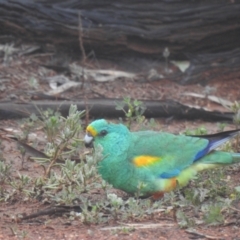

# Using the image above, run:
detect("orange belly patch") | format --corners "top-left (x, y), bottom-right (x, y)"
top-left (152, 178), bottom-right (177, 200)
top-left (165, 177), bottom-right (177, 192)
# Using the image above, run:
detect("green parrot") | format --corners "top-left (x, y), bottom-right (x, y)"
top-left (84, 119), bottom-right (240, 199)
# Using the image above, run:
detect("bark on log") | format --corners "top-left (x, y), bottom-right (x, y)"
top-left (0, 0), bottom-right (240, 85)
top-left (0, 0), bottom-right (239, 59)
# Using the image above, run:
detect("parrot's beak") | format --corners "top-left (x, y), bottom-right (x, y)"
top-left (84, 132), bottom-right (94, 148)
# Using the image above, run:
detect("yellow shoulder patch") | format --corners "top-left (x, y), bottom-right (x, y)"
top-left (86, 125), bottom-right (98, 137)
top-left (133, 155), bottom-right (161, 167)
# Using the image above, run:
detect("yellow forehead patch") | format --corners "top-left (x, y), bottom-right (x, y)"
top-left (133, 155), bottom-right (161, 167)
top-left (86, 125), bottom-right (97, 137)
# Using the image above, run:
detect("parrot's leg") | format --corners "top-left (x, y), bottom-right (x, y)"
top-left (152, 192), bottom-right (165, 200)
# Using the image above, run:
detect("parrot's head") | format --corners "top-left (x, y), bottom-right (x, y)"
top-left (84, 119), bottom-right (129, 149)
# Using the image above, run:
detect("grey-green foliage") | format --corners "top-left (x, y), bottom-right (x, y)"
top-left (50, 146), bottom-right (104, 204)
top-left (0, 160), bottom-right (12, 201)
top-left (30, 105), bottom-right (106, 204)
top-left (115, 97), bottom-right (146, 128)
top-left (203, 204), bottom-right (225, 225)
top-left (70, 193), bottom-right (163, 224)
top-left (232, 101), bottom-right (240, 126)
top-left (1, 105), bottom-right (105, 204)
top-left (0, 160), bottom-right (11, 184)
top-left (33, 105), bottom-right (85, 177)
top-left (184, 126), bottom-right (207, 136)
top-left (176, 210), bottom-right (195, 228)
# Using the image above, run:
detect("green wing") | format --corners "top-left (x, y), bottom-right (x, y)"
top-left (129, 131), bottom-right (211, 178)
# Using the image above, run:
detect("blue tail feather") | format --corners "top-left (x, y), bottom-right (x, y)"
top-left (191, 129), bottom-right (240, 162)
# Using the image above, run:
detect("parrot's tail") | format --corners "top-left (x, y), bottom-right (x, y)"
top-left (177, 151), bottom-right (240, 188)
top-left (231, 153), bottom-right (240, 163)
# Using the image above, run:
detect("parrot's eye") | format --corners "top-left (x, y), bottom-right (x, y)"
top-left (99, 130), bottom-right (108, 136)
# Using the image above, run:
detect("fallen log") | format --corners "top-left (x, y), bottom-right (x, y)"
top-left (0, 0), bottom-right (240, 84)
top-left (0, 99), bottom-right (234, 121)
top-left (0, 0), bottom-right (239, 59)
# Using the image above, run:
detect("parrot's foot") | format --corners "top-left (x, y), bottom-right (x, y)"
top-left (151, 192), bottom-right (164, 200)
